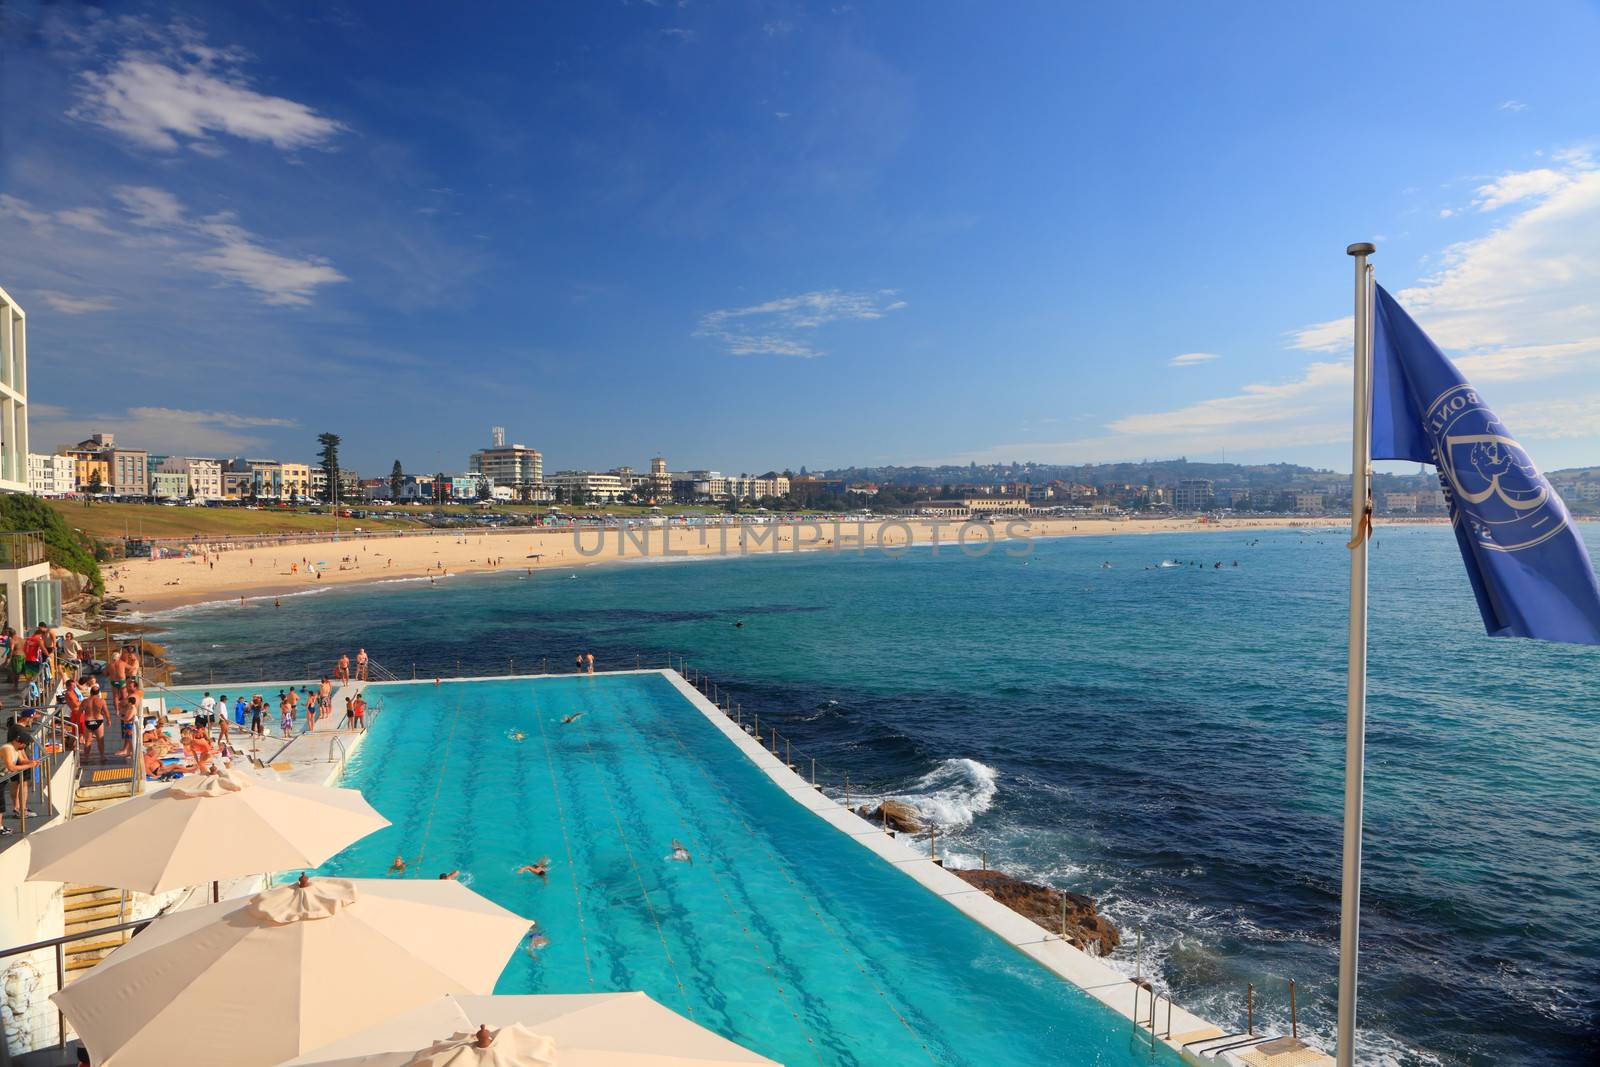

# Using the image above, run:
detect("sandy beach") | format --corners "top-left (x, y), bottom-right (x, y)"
top-left (102, 514), bottom-right (1360, 614)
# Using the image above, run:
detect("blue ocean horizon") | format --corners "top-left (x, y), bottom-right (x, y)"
top-left (145, 523), bottom-right (1600, 1066)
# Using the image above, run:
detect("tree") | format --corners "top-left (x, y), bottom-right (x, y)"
top-left (317, 432), bottom-right (342, 504)
top-left (477, 477), bottom-right (492, 502)
top-left (434, 472), bottom-right (448, 505)
top-left (87, 469), bottom-right (104, 496)
top-left (390, 460), bottom-right (404, 500)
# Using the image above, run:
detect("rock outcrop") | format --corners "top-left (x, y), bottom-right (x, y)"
top-left (855, 800), bottom-right (922, 834)
top-left (949, 868), bottom-right (1121, 957)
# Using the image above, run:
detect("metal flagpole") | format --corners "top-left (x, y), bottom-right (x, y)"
top-left (1337, 241), bottom-right (1376, 1067)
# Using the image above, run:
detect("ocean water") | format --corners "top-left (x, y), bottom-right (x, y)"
top-left (279, 674), bottom-right (1188, 1067)
top-left (146, 524), bottom-right (1600, 1066)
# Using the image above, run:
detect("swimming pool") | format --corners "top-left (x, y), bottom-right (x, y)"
top-left (198, 673), bottom-right (1182, 1066)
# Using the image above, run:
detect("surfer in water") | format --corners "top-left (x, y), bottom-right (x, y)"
top-left (667, 839), bottom-right (693, 864)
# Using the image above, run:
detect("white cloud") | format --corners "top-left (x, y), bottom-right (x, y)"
top-left (33, 406), bottom-right (300, 456)
top-left (956, 147), bottom-right (1600, 467)
top-left (1169, 352), bottom-right (1219, 366)
top-left (946, 362), bottom-right (1352, 465)
top-left (192, 214), bottom-right (347, 306)
top-left (3, 188), bottom-right (345, 307)
top-left (1439, 207), bottom-right (1455, 218)
top-left (695, 288), bottom-right (906, 357)
top-left (38, 291), bottom-right (115, 314)
top-left (70, 32), bottom-right (342, 153)
top-left (1473, 168), bottom-right (1570, 211)
top-left (1291, 152), bottom-right (1600, 383)
top-left (1499, 100), bottom-right (1528, 112)
top-left (113, 185), bottom-right (185, 227)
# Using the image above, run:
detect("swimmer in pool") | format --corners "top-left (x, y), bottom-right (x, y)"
top-left (560, 712), bottom-right (584, 725)
top-left (507, 729), bottom-right (527, 742)
top-left (667, 839), bottom-right (693, 865)
top-left (389, 855), bottom-right (406, 874)
top-left (526, 922), bottom-right (550, 952)
top-left (517, 858), bottom-right (551, 879)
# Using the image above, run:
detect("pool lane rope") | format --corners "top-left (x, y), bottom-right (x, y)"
top-left (570, 705), bottom-right (695, 1019)
top-left (595, 685), bottom-right (826, 1066)
top-left (530, 684), bottom-right (597, 988)
top-left (642, 681), bottom-right (940, 1064)
top-left (412, 688), bottom-right (466, 870)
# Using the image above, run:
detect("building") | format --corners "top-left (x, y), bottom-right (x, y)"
top-left (106, 445), bottom-right (149, 498)
top-left (1384, 492), bottom-right (1418, 513)
top-left (150, 469), bottom-right (190, 500)
top-left (903, 497), bottom-right (1029, 518)
top-left (470, 428), bottom-right (544, 499)
top-left (646, 456), bottom-right (671, 501)
top-left (281, 463), bottom-right (312, 502)
top-left (1172, 479), bottom-right (1214, 512)
top-left (0, 285), bottom-right (28, 493)
top-left (222, 470), bottom-right (253, 500)
top-left (309, 467), bottom-right (361, 502)
top-left (548, 470), bottom-right (629, 504)
top-left (1294, 491), bottom-right (1326, 514)
top-left (159, 457), bottom-right (223, 500)
top-left (26, 452), bottom-right (74, 497)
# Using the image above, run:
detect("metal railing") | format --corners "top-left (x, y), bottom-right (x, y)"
top-left (0, 529), bottom-right (48, 568)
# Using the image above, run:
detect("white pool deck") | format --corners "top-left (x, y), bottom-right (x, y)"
top-left (179, 669), bottom-right (1330, 1067)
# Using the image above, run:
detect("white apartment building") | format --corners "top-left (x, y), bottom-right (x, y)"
top-left (470, 428), bottom-right (544, 496)
top-left (548, 470), bottom-right (628, 504)
top-left (159, 457), bottom-right (224, 500)
top-left (150, 470), bottom-right (190, 500)
top-left (0, 285), bottom-right (28, 493)
top-left (27, 452), bottom-right (74, 497)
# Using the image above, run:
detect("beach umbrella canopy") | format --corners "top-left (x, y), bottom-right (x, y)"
top-left (54, 876), bottom-right (531, 1067)
top-left (26, 769), bottom-right (389, 894)
top-left (283, 993), bottom-right (780, 1067)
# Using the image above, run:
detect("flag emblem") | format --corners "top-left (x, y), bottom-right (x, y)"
top-left (1426, 385), bottom-right (1566, 551)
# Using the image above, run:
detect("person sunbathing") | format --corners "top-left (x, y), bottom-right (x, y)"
top-left (143, 747), bottom-right (193, 781)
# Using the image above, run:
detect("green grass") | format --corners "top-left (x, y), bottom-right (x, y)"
top-left (46, 500), bottom-right (423, 541)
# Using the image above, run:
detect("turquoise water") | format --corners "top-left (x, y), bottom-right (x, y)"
top-left (148, 524), bottom-right (1600, 1065)
top-left (298, 673), bottom-right (1180, 1067)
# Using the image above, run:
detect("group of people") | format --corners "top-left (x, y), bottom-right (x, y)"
top-left (192, 676), bottom-right (370, 739)
top-left (573, 651), bottom-right (595, 674)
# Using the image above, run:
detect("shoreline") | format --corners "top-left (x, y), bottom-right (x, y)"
top-left (107, 514), bottom-right (1388, 615)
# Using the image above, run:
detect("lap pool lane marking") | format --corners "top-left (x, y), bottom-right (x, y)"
top-left (590, 681), bottom-right (827, 1067)
top-left (560, 683), bottom-right (695, 1019)
top-left (530, 684), bottom-right (597, 987)
top-left (411, 687), bottom-right (467, 870)
top-left (612, 677), bottom-right (939, 1065)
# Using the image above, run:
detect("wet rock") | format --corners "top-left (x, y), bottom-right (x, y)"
top-left (949, 868), bottom-right (1121, 956)
top-left (856, 800), bottom-right (923, 834)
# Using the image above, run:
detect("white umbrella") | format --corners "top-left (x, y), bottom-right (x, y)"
top-left (283, 993), bottom-right (780, 1067)
top-left (54, 876), bottom-right (531, 1067)
top-left (26, 768), bottom-right (389, 894)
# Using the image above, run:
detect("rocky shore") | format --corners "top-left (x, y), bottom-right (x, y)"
top-left (856, 800), bottom-right (1120, 956)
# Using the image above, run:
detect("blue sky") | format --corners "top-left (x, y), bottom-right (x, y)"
top-left (4, 1), bottom-right (1600, 477)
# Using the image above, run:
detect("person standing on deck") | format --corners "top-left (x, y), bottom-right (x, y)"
top-left (355, 648), bottom-right (368, 681)
top-left (106, 646), bottom-right (127, 710)
top-left (350, 692), bottom-right (367, 731)
top-left (336, 654), bottom-right (350, 684)
top-left (574, 653), bottom-right (583, 673)
top-left (585, 652), bottom-right (595, 674)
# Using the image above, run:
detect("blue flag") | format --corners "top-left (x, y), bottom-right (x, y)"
top-left (1371, 283), bottom-right (1600, 644)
